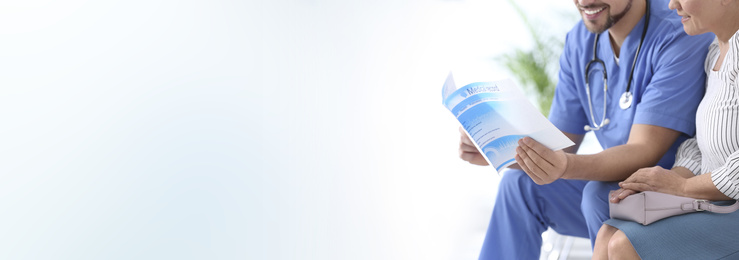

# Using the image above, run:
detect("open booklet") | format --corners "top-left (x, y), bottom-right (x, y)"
top-left (442, 72), bottom-right (574, 173)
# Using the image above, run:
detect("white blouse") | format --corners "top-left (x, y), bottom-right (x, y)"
top-left (674, 30), bottom-right (739, 199)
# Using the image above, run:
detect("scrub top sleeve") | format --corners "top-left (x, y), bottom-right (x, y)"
top-left (673, 137), bottom-right (702, 175)
top-left (632, 33), bottom-right (714, 136)
top-left (549, 33), bottom-right (588, 135)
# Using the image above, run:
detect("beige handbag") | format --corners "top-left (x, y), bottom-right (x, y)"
top-left (609, 191), bottom-right (739, 225)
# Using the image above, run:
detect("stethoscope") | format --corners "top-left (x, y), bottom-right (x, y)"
top-left (583, 0), bottom-right (650, 131)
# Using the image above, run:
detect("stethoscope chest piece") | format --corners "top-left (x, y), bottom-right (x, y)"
top-left (619, 92), bottom-right (633, 110)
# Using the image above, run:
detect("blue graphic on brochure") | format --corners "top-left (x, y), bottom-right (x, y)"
top-left (442, 72), bottom-right (574, 174)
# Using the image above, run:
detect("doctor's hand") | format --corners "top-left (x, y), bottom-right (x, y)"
top-left (617, 166), bottom-right (688, 197)
top-left (458, 126), bottom-right (489, 166)
top-left (515, 137), bottom-right (570, 185)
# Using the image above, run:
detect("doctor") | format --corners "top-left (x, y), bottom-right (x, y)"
top-left (458, 0), bottom-right (714, 259)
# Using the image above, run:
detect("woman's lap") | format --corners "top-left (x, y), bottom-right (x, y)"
top-left (605, 207), bottom-right (739, 259)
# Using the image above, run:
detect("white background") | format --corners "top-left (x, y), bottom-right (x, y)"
top-left (0, 0), bottom-right (579, 259)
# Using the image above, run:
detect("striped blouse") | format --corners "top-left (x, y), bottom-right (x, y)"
top-left (674, 30), bottom-right (739, 199)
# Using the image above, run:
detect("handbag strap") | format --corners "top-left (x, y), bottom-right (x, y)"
top-left (681, 200), bottom-right (739, 213)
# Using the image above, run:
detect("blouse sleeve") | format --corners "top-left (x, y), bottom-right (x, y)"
top-left (711, 149), bottom-right (739, 200)
top-left (673, 137), bottom-right (702, 175)
top-left (711, 32), bottom-right (739, 200)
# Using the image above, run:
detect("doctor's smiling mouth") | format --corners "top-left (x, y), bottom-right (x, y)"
top-left (576, 0), bottom-right (633, 33)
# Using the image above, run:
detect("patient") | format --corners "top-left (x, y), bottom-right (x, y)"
top-left (592, 0), bottom-right (739, 259)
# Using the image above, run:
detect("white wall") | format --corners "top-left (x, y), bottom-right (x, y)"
top-left (0, 0), bottom-right (577, 259)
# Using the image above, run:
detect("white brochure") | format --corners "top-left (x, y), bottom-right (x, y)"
top-left (442, 72), bottom-right (574, 173)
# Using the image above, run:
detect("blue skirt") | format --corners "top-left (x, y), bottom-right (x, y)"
top-left (605, 203), bottom-right (739, 260)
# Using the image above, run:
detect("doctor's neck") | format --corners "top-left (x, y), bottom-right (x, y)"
top-left (608, 0), bottom-right (647, 58)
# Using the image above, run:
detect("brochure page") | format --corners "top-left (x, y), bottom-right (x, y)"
top-left (442, 72), bottom-right (574, 173)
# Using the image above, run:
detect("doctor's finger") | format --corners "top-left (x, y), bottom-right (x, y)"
top-left (521, 137), bottom-right (557, 163)
top-left (516, 147), bottom-right (550, 181)
top-left (516, 154), bottom-right (544, 184)
top-left (459, 127), bottom-right (473, 140)
top-left (517, 142), bottom-right (555, 173)
top-left (460, 151), bottom-right (488, 165)
top-left (459, 141), bottom-right (478, 153)
top-left (459, 132), bottom-right (474, 145)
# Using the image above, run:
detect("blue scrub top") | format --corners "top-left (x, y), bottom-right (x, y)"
top-left (548, 0), bottom-right (715, 168)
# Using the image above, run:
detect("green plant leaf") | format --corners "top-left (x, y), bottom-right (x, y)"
top-left (497, 0), bottom-right (568, 116)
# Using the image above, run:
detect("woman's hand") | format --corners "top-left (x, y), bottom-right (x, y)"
top-left (609, 188), bottom-right (638, 203)
top-left (618, 166), bottom-right (689, 197)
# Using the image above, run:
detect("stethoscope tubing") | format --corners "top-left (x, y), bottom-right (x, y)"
top-left (584, 0), bottom-right (650, 131)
